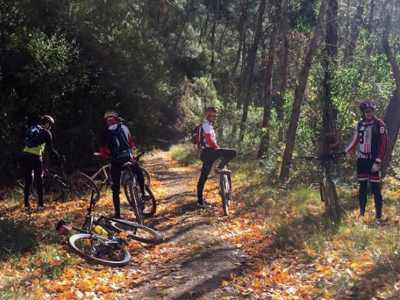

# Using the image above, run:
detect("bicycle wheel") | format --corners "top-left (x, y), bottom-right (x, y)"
top-left (142, 185), bottom-right (156, 218)
top-left (43, 175), bottom-right (65, 201)
top-left (15, 179), bottom-right (27, 196)
top-left (70, 172), bottom-right (100, 202)
top-left (122, 171), bottom-right (144, 224)
top-left (220, 174), bottom-right (231, 216)
top-left (107, 219), bottom-right (163, 244)
top-left (69, 233), bottom-right (131, 267)
top-left (142, 168), bottom-right (151, 186)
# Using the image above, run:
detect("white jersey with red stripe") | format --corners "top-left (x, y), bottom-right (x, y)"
top-left (201, 119), bottom-right (219, 149)
top-left (345, 117), bottom-right (387, 161)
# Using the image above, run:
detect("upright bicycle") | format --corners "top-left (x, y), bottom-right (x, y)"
top-left (218, 168), bottom-right (233, 216)
top-left (87, 152), bottom-right (156, 222)
top-left (295, 152), bottom-right (345, 222)
top-left (17, 155), bottom-right (99, 203)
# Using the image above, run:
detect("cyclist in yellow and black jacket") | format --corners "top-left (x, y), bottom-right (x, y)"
top-left (22, 115), bottom-right (59, 211)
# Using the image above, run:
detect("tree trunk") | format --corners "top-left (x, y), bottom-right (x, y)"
top-left (279, 0), bottom-right (327, 182)
top-left (210, 20), bottom-right (217, 69)
top-left (382, 11), bottom-right (400, 174)
top-left (238, 0), bottom-right (267, 142)
top-left (257, 2), bottom-right (280, 158)
top-left (231, 1), bottom-right (248, 78)
top-left (276, 0), bottom-right (289, 142)
top-left (343, 2), bottom-right (364, 64)
top-left (321, 0), bottom-right (341, 222)
top-left (365, 0), bottom-right (375, 57)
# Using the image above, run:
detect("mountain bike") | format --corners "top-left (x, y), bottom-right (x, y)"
top-left (218, 168), bottom-right (233, 216)
top-left (17, 156), bottom-right (99, 203)
top-left (56, 191), bottom-right (163, 266)
top-left (295, 152), bottom-right (345, 222)
top-left (88, 152), bottom-right (156, 219)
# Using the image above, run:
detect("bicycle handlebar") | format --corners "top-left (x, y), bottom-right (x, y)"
top-left (92, 151), bottom-right (145, 161)
top-left (295, 152), bottom-right (346, 162)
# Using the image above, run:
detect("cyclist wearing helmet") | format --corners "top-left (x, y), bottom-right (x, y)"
top-left (345, 100), bottom-right (388, 224)
top-left (98, 111), bottom-right (146, 219)
top-left (22, 115), bottom-right (59, 211)
top-left (197, 107), bottom-right (237, 208)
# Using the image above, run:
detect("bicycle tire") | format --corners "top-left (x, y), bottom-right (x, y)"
top-left (69, 233), bottom-right (131, 267)
top-left (70, 172), bottom-right (100, 202)
top-left (15, 179), bottom-right (27, 196)
top-left (123, 171), bottom-right (144, 224)
top-left (43, 175), bottom-right (65, 201)
top-left (107, 218), bottom-right (163, 244)
top-left (142, 168), bottom-right (151, 187)
top-left (142, 185), bottom-right (156, 218)
top-left (220, 174), bottom-right (231, 216)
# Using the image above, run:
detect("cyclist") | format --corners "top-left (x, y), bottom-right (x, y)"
top-left (22, 115), bottom-right (59, 211)
top-left (196, 107), bottom-right (237, 208)
top-left (98, 111), bottom-right (146, 219)
top-left (345, 100), bottom-right (388, 224)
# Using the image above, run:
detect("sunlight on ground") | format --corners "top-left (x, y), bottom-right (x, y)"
top-left (1, 146), bottom-right (400, 299)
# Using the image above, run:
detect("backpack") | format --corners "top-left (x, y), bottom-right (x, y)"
top-left (192, 124), bottom-right (204, 148)
top-left (24, 125), bottom-right (44, 148)
top-left (109, 123), bottom-right (131, 160)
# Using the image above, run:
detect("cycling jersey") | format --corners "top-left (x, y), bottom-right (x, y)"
top-left (201, 120), bottom-right (219, 149)
top-left (345, 117), bottom-right (388, 162)
top-left (99, 121), bottom-right (136, 161)
top-left (23, 125), bottom-right (53, 157)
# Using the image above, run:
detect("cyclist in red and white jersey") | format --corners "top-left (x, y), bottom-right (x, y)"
top-left (197, 107), bottom-right (236, 208)
top-left (345, 100), bottom-right (388, 223)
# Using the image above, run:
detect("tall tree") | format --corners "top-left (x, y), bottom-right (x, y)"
top-left (279, 0), bottom-right (328, 181)
top-left (343, 1), bottom-right (364, 64)
top-left (321, 0), bottom-right (341, 222)
top-left (382, 2), bottom-right (400, 174)
top-left (238, 0), bottom-right (267, 142)
top-left (257, 0), bottom-right (280, 158)
top-left (276, 0), bottom-right (290, 142)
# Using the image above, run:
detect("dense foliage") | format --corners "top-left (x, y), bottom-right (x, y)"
top-left (1, 0), bottom-right (400, 183)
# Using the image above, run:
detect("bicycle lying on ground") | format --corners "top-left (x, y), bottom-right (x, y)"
top-left (85, 152), bottom-right (156, 223)
top-left (56, 191), bottom-right (163, 266)
top-left (17, 156), bottom-right (99, 203)
top-left (294, 152), bottom-right (345, 222)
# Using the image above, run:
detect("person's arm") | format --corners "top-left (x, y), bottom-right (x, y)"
top-left (345, 126), bottom-right (358, 155)
top-left (376, 121), bottom-right (388, 163)
top-left (122, 125), bottom-right (136, 150)
top-left (98, 129), bottom-right (111, 160)
top-left (45, 131), bottom-right (60, 158)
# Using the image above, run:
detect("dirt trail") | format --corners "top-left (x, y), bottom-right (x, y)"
top-left (120, 151), bottom-right (249, 300)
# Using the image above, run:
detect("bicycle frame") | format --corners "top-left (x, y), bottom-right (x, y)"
top-left (294, 153), bottom-right (344, 222)
top-left (90, 163), bottom-right (111, 190)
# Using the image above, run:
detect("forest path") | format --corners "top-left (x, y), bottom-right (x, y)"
top-left (119, 150), bottom-right (249, 299)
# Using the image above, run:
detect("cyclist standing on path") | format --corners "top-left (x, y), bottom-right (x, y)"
top-left (345, 100), bottom-right (388, 224)
top-left (98, 111), bottom-right (146, 219)
top-left (196, 107), bottom-right (237, 208)
top-left (22, 115), bottom-right (59, 211)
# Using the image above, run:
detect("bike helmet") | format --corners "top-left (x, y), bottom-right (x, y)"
top-left (359, 100), bottom-right (376, 112)
top-left (41, 115), bottom-right (55, 125)
top-left (104, 110), bottom-right (119, 119)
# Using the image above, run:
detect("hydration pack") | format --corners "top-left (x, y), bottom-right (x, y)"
top-left (24, 125), bottom-right (44, 148)
top-left (109, 123), bottom-right (131, 160)
top-left (191, 124), bottom-right (204, 149)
